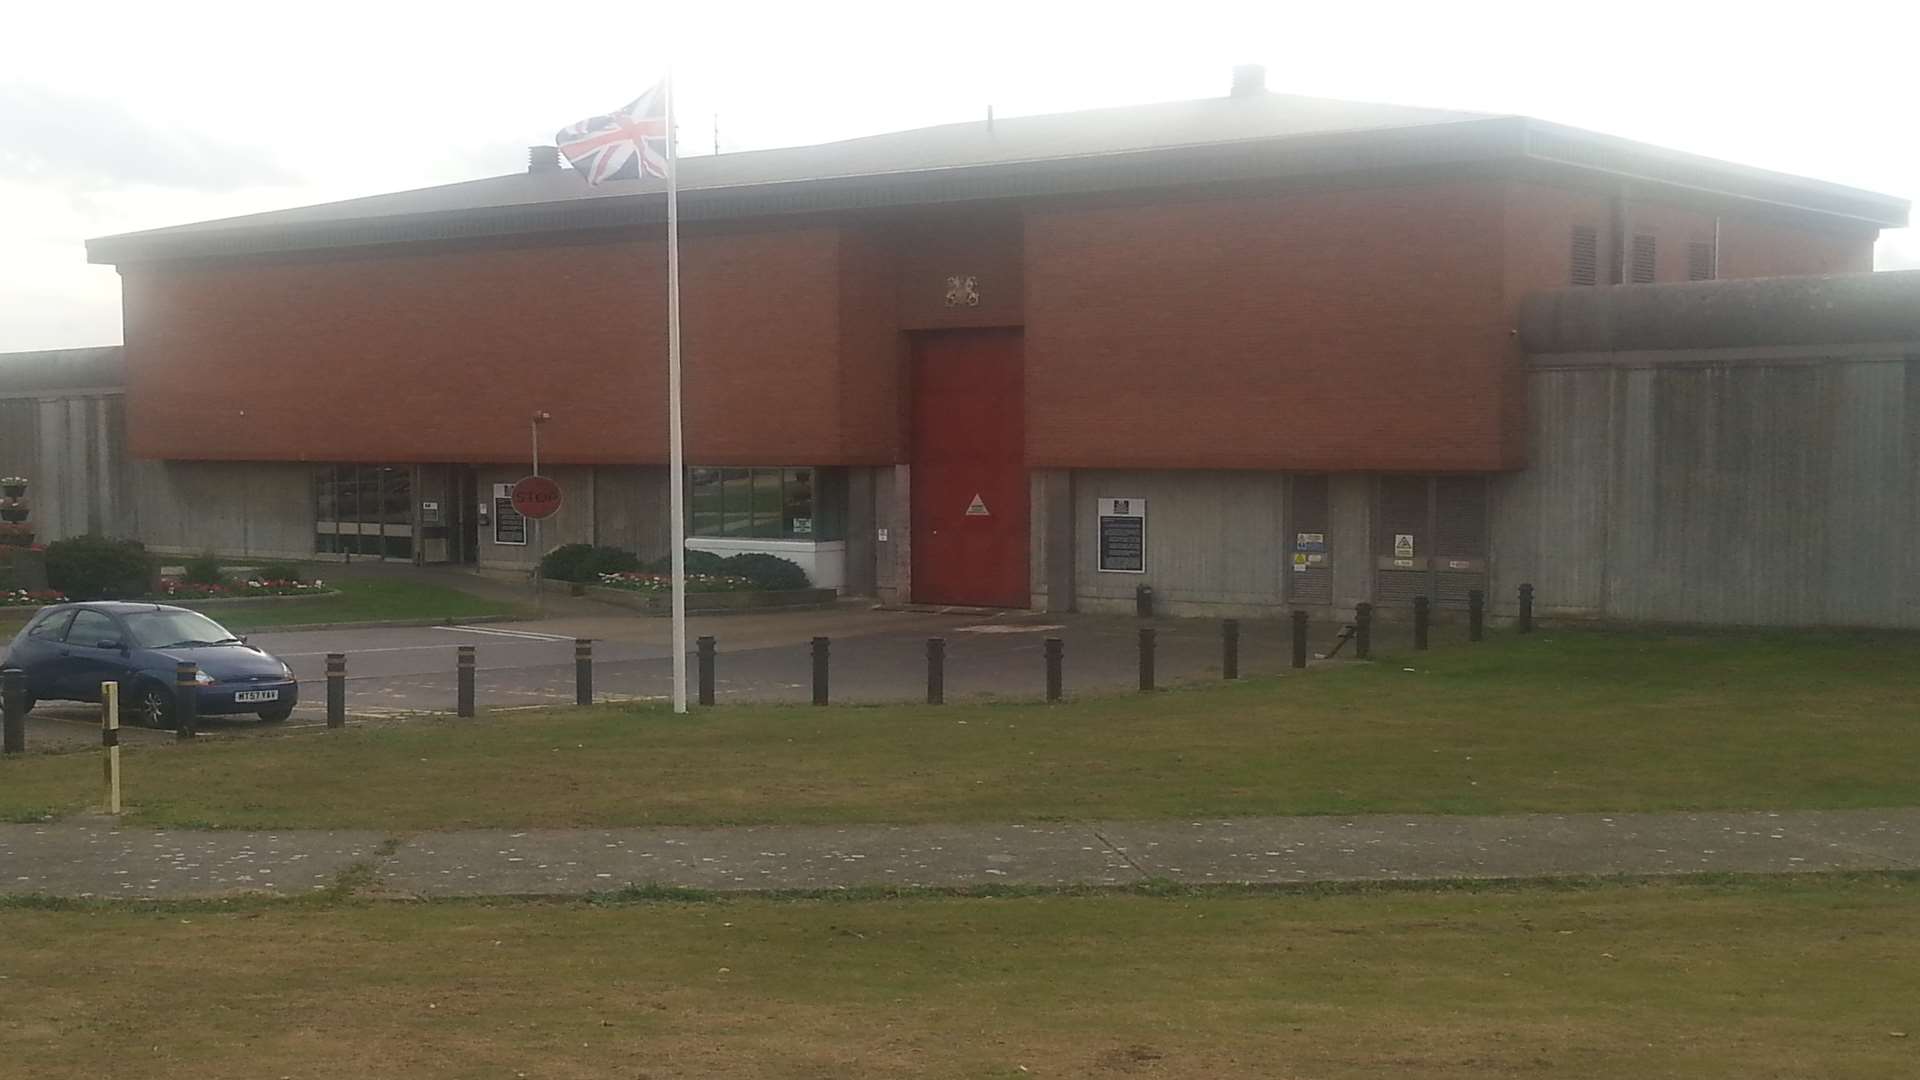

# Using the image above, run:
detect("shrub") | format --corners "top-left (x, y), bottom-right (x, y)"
top-left (720, 553), bottom-right (811, 591)
top-left (44, 535), bottom-right (151, 601)
top-left (637, 550), bottom-right (810, 590)
top-left (182, 552), bottom-right (225, 585)
top-left (541, 544), bottom-right (643, 583)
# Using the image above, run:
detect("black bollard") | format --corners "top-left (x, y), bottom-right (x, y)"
top-left (1469, 589), bottom-right (1486, 642)
top-left (575, 638), bottom-right (593, 706)
top-left (456, 645), bottom-right (475, 717)
top-left (696, 636), bottom-right (716, 706)
top-left (174, 661), bottom-right (198, 739)
top-left (1, 668), bottom-right (24, 754)
top-left (1413, 596), bottom-right (1430, 651)
top-left (1290, 610), bottom-right (1309, 669)
top-left (1135, 583), bottom-right (1154, 619)
top-left (811, 636), bottom-right (830, 706)
top-left (1222, 619), bottom-right (1240, 680)
top-left (1519, 583), bottom-right (1535, 634)
top-left (326, 653), bottom-right (346, 728)
top-left (926, 637), bottom-right (945, 705)
top-left (1138, 626), bottom-right (1157, 692)
top-left (1354, 603), bottom-right (1373, 660)
top-left (1044, 637), bottom-right (1064, 702)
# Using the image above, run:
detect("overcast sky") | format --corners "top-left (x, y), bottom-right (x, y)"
top-left (3, 0), bottom-right (1915, 352)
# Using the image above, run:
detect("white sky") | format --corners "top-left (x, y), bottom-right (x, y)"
top-left (2, 0), bottom-right (1915, 352)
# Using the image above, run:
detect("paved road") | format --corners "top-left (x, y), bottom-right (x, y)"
top-left (23, 606), bottom-right (1376, 746)
top-left (4, 808), bottom-right (1914, 899)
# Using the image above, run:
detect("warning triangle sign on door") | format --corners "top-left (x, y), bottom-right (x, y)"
top-left (965, 493), bottom-right (990, 516)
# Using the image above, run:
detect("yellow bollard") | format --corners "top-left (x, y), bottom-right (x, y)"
top-left (101, 681), bottom-right (121, 815)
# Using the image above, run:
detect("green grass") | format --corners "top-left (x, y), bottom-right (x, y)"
top-left (184, 576), bottom-right (527, 631)
top-left (3, 875), bottom-right (1917, 1078)
top-left (3, 627), bottom-right (1918, 829)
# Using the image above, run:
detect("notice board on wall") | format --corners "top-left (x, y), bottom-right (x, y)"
top-left (1097, 497), bottom-right (1146, 573)
top-left (492, 483), bottom-right (526, 546)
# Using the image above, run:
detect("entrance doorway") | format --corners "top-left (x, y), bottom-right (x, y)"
top-left (446, 466), bottom-right (480, 564)
top-left (910, 329), bottom-right (1028, 607)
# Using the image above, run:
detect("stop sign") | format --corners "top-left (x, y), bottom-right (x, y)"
top-left (511, 475), bottom-right (562, 519)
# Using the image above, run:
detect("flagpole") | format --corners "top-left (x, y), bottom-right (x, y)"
top-left (665, 72), bottom-right (688, 714)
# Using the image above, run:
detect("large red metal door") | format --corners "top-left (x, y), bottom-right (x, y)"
top-left (911, 330), bottom-right (1028, 607)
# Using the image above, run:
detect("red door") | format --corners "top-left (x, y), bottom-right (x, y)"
top-left (911, 329), bottom-right (1028, 607)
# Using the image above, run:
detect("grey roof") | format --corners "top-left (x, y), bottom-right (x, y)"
top-left (87, 90), bottom-right (1909, 264)
top-left (0, 346), bottom-right (124, 395)
top-left (1521, 269), bottom-right (1920, 353)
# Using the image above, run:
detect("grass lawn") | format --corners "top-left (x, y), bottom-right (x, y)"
top-left (186, 576), bottom-right (528, 632)
top-left (2, 627), bottom-right (1918, 829)
top-left (0, 577), bottom-right (526, 639)
top-left (3, 875), bottom-right (1917, 1078)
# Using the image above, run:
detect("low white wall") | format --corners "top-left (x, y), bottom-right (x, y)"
top-left (686, 537), bottom-right (846, 591)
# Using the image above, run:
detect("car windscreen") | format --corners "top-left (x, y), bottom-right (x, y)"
top-left (122, 610), bottom-right (238, 649)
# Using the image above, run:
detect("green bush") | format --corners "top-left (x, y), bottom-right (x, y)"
top-left (45, 536), bottom-right (151, 601)
top-left (182, 552), bottom-right (225, 585)
top-left (720, 553), bottom-right (811, 591)
top-left (642, 549), bottom-right (729, 576)
top-left (641, 550), bottom-right (811, 590)
top-left (250, 561), bottom-right (307, 583)
top-left (540, 544), bottom-right (643, 583)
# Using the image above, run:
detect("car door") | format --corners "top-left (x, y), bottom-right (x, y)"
top-left (11, 609), bottom-right (75, 700)
top-left (56, 609), bottom-right (134, 702)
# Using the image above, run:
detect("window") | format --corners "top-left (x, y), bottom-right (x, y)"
top-left (686, 466), bottom-right (844, 540)
top-left (313, 464), bottom-right (413, 559)
top-left (27, 610), bottom-right (73, 641)
top-left (1630, 234), bottom-right (1657, 283)
top-left (1688, 240), bottom-right (1716, 281)
top-left (64, 610), bottom-right (121, 649)
top-left (1569, 225), bottom-right (1599, 286)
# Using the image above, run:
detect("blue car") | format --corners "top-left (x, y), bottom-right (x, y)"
top-left (3, 602), bottom-right (298, 727)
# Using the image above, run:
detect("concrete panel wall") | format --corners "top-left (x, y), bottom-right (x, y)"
top-left (1072, 470), bottom-right (1288, 617)
top-left (590, 466), bottom-right (672, 562)
top-left (130, 459), bottom-right (315, 558)
top-left (1493, 350), bottom-right (1920, 627)
top-left (475, 464), bottom-right (597, 570)
top-left (0, 394), bottom-right (132, 543)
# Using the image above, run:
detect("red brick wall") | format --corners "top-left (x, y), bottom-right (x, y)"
top-left (1023, 180), bottom-right (1518, 472)
top-left (123, 224), bottom-right (882, 465)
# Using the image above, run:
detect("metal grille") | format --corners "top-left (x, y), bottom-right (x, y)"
top-left (1569, 225), bottom-right (1599, 286)
top-left (1375, 569), bottom-right (1428, 605)
top-left (1630, 234), bottom-right (1657, 283)
top-left (1290, 568), bottom-right (1332, 606)
top-left (1688, 240), bottom-right (1716, 281)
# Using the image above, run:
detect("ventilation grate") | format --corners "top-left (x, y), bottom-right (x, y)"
top-left (1631, 234), bottom-right (1657, 283)
top-left (1688, 240), bottom-right (1716, 281)
top-left (1570, 225), bottom-right (1599, 286)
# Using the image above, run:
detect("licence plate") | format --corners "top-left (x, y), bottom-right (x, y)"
top-left (233, 690), bottom-right (280, 703)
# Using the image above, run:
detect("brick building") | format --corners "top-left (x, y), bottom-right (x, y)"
top-left (41, 67), bottom-right (1916, 624)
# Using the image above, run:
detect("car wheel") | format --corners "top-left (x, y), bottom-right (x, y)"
top-left (137, 683), bottom-right (177, 730)
top-left (257, 707), bottom-right (293, 723)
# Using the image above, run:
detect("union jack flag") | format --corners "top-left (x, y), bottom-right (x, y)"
top-left (556, 82), bottom-right (670, 185)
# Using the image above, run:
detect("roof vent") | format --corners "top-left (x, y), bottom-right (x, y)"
top-left (1231, 64), bottom-right (1266, 97)
top-left (528, 145), bottom-right (562, 173)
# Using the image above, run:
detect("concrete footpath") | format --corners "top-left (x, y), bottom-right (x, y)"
top-left (3, 808), bottom-right (1917, 900)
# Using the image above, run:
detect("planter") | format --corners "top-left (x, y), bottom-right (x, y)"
top-left (577, 582), bottom-right (838, 615)
top-left (0, 507), bottom-right (28, 523)
top-left (1, 484), bottom-right (25, 499)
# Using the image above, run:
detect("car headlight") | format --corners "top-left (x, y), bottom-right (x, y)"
top-left (279, 661), bottom-right (294, 678)
top-left (194, 670), bottom-right (215, 685)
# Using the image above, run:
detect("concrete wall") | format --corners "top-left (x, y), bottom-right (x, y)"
top-left (129, 459), bottom-right (315, 558)
top-left (0, 393), bottom-right (134, 543)
top-left (1071, 470), bottom-right (1292, 618)
top-left (1493, 347), bottom-right (1920, 627)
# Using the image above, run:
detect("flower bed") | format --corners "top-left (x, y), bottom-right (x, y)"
top-left (595, 571), bottom-right (758, 594)
top-left (1, 588), bottom-right (66, 607)
top-left (154, 577), bottom-right (329, 601)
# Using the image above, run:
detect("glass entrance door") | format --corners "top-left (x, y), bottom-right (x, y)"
top-left (313, 464), bottom-right (415, 560)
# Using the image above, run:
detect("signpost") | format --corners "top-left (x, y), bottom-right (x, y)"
top-left (511, 475), bottom-right (562, 520)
